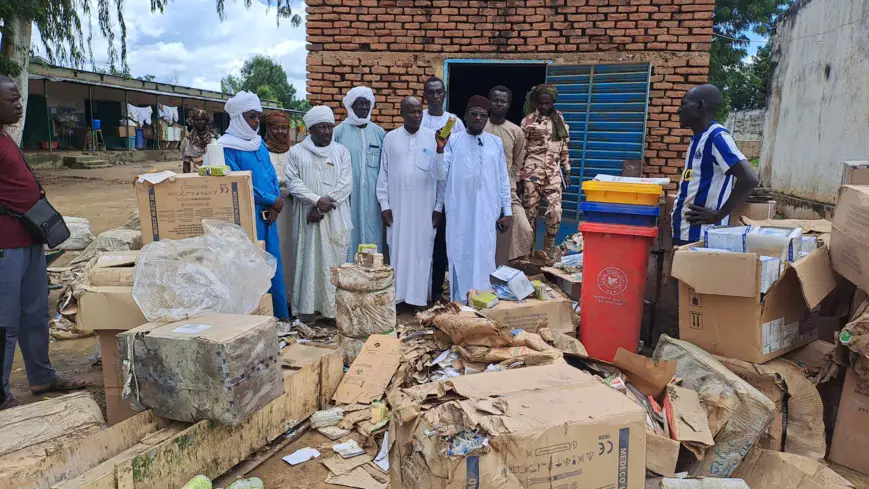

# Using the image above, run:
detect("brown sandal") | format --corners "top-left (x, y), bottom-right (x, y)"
top-left (30, 374), bottom-right (89, 395)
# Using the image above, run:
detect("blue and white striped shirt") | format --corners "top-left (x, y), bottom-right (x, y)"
top-left (671, 123), bottom-right (746, 243)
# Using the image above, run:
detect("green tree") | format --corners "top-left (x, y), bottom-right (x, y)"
top-left (710, 0), bottom-right (794, 119)
top-left (220, 54), bottom-right (307, 111)
top-left (727, 43), bottom-right (773, 111)
top-left (0, 0), bottom-right (302, 144)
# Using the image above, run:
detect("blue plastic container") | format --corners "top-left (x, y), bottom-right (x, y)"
top-left (92, 119), bottom-right (101, 130)
top-left (581, 202), bottom-right (660, 227)
top-left (135, 128), bottom-right (145, 150)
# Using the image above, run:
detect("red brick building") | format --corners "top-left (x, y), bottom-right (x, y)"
top-left (306, 0), bottom-right (714, 216)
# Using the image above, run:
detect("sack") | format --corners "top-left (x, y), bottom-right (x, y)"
top-left (0, 146), bottom-right (70, 248)
top-left (1, 197), bottom-right (70, 248)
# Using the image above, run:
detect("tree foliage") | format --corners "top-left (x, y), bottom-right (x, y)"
top-left (220, 54), bottom-right (309, 111)
top-left (710, 0), bottom-right (794, 119)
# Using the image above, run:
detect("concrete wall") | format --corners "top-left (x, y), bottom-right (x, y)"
top-left (725, 109), bottom-right (765, 160)
top-left (306, 0), bottom-right (715, 183)
top-left (760, 0), bottom-right (869, 204)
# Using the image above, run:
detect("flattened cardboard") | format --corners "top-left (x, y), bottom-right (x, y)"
top-left (831, 185), bottom-right (869, 293)
top-left (716, 357), bottom-right (786, 451)
top-left (735, 448), bottom-right (855, 488)
top-left (646, 431), bottom-right (680, 476)
top-left (675, 246), bottom-right (833, 363)
top-left (136, 171), bottom-right (257, 244)
top-left (664, 384), bottom-right (714, 447)
top-left (333, 335), bottom-right (401, 405)
top-left (77, 286), bottom-right (147, 331)
top-left (481, 296), bottom-right (574, 335)
top-left (541, 266), bottom-right (582, 300)
top-left (829, 369), bottom-right (869, 475)
top-left (613, 347), bottom-right (675, 398)
top-left (252, 293), bottom-right (273, 316)
top-left (390, 364), bottom-right (647, 489)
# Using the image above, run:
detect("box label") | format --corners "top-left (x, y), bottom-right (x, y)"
top-left (172, 323), bottom-right (212, 334)
top-left (617, 427), bottom-right (630, 489)
top-left (761, 318), bottom-right (784, 355)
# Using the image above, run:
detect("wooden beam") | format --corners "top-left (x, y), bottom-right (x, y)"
top-left (59, 345), bottom-right (342, 489)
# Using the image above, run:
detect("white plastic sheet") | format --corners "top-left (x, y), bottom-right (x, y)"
top-left (54, 217), bottom-right (95, 250)
top-left (132, 220), bottom-right (276, 322)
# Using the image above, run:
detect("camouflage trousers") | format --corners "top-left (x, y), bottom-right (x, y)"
top-left (522, 180), bottom-right (562, 249)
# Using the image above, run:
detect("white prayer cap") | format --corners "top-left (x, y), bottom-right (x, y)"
top-left (224, 91), bottom-right (263, 117)
top-left (342, 86), bottom-right (375, 126)
top-left (304, 105), bottom-right (336, 128)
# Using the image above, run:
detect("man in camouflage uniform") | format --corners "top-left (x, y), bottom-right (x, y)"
top-left (519, 84), bottom-right (570, 252)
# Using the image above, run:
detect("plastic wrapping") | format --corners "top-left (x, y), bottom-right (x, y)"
top-left (337, 334), bottom-right (366, 365)
top-left (335, 287), bottom-right (396, 337)
top-left (70, 227), bottom-right (142, 266)
top-left (55, 217), bottom-right (96, 250)
top-left (132, 220), bottom-right (276, 322)
top-left (330, 264), bottom-right (394, 292)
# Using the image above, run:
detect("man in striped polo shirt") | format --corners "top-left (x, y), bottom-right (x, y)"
top-left (671, 84), bottom-right (759, 245)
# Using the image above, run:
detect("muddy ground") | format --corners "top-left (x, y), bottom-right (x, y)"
top-left (9, 162), bottom-right (869, 488)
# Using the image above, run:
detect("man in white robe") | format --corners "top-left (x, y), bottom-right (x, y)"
top-left (284, 106), bottom-right (353, 321)
top-left (376, 97), bottom-right (445, 307)
top-left (435, 96), bottom-right (513, 303)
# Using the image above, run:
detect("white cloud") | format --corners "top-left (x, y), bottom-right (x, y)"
top-left (33, 0), bottom-right (308, 96)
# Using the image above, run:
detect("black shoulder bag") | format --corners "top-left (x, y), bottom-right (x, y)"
top-left (0, 146), bottom-right (70, 248)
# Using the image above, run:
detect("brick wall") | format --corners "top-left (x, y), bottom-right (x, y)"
top-left (305, 0), bottom-right (714, 184)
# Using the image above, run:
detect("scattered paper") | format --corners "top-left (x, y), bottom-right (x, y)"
top-left (374, 431), bottom-right (389, 473)
top-left (325, 466), bottom-right (387, 489)
top-left (317, 425), bottom-right (352, 440)
top-left (282, 447), bottom-right (320, 466)
top-left (333, 335), bottom-right (402, 404)
top-left (136, 170), bottom-right (177, 185)
top-left (321, 453), bottom-right (373, 476)
top-left (664, 384), bottom-right (715, 452)
top-left (333, 439), bottom-right (365, 458)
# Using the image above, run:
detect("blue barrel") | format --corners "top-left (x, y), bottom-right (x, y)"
top-left (581, 202), bottom-right (660, 227)
top-left (135, 128), bottom-right (145, 149)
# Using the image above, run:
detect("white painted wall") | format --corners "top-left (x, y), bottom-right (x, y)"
top-left (725, 109), bottom-right (765, 141)
top-left (760, 0), bottom-right (869, 204)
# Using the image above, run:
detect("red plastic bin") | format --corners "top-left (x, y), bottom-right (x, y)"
top-left (579, 222), bottom-right (658, 362)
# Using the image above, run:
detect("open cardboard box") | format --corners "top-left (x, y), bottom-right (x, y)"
top-left (671, 244), bottom-right (835, 363)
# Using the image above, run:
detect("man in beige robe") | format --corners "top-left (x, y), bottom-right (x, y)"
top-left (485, 85), bottom-right (533, 264)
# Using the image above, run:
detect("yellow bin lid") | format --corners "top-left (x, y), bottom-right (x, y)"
top-left (582, 180), bottom-right (664, 195)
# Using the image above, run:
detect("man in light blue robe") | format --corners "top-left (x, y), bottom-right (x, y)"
top-left (333, 86), bottom-right (386, 261)
top-left (218, 91), bottom-right (289, 319)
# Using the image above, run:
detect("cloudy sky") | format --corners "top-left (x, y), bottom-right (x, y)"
top-left (34, 0), bottom-right (308, 95)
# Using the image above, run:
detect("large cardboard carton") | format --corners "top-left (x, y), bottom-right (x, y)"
top-left (829, 369), bottom-right (869, 475)
top-left (118, 314), bottom-right (283, 425)
top-left (671, 245), bottom-right (835, 363)
top-left (831, 185), bottom-right (869, 292)
top-left (136, 171), bottom-right (257, 244)
top-left (77, 285), bottom-right (147, 331)
top-left (97, 330), bottom-right (139, 425)
top-left (85, 250), bottom-right (139, 286)
top-left (482, 296), bottom-right (575, 335)
top-left (841, 161), bottom-right (869, 186)
top-left (732, 200), bottom-right (776, 223)
top-left (389, 364), bottom-right (646, 489)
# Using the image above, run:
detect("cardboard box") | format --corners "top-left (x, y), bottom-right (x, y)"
top-left (671, 245), bottom-right (835, 363)
top-left (98, 330), bottom-right (139, 426)
top-left (733, 200), bottom-right (776, 222)
top-left (490, 265), bottom-right (535, 300)
top-left (541, 266), bottom-right (582, 300)
top-left (829, 369), bottom-right (869, 475)
top-left (118, 314), bottom-right (283, 425)
top-left (482, 296), bottom-right (575, 335)
top-left (646, 432), bottom-right (679, 476)
top-left (78, 286), bottom-right (147, 331)
top-left (389, 364), bottom-right (647, 489)
top-left (252, 293), bottom-right (273, 316)
top-left (85, 250), bottom-right (139, 286)
top-left (841, 161), bottom-right (869, 186)
top-left (136, 171), bottom-right (257, 244)
top-left (831, 185), bottom-right (869, 293)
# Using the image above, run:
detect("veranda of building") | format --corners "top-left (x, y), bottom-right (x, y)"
top-left (306, 0), bottom-right (714, 228)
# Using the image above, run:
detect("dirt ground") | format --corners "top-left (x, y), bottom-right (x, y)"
top-left (9, 161), bottom-right (869, 488)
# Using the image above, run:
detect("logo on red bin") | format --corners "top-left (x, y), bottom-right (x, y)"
top-left (597, 267), bottom-right (628, 296)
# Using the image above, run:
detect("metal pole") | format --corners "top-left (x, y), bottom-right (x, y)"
top-left (44, 79), bottom-right (52, 153)
top-left (89, 85), bottom-right (95, 151)
top-left (124, 90), bottom-right (130, 150)
top-left (155, 94), bottom-right (160, 150)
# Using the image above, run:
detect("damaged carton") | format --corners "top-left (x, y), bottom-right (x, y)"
top-left (135, 171), bottom-right (257, 244)
top-left (829, 368), bottom-right (869, 475)
top-left (332, 265), bottom-right (396, 338)
top-left (733, 448), bottom-right (854, 488)
top-left (671, 244), bottom-right (835, 363)
top-left (490, 265), bottom-right (534, 301)
top-left (118, 313), bottom-right (283, 425)
top-left (653, 336), bottom-right (776, 477)
top-left (77, 285), bottom-right (147, 331)
top-left (841, 161), bottom-right (869, 186)
top-left (84, 250), bottom-right (139, 286)
top-left (831, 185), bottom-right (869, 293)
top-left (388, 364), bottom-right (647, 489)
top-left (481, 296), bottom-right (575, 335)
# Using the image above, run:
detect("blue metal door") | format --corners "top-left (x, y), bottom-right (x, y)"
top-left (544, 63), bottom-right (652, 238)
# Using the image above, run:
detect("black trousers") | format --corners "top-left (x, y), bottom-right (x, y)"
top-left (431, 214), bottom-right (448, 302)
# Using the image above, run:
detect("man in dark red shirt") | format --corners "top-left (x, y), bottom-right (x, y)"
top-left (0, 75), bottom-right (86, 409)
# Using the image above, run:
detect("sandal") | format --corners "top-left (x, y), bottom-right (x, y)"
top-left (30, 374), bottom-right (89, 395)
